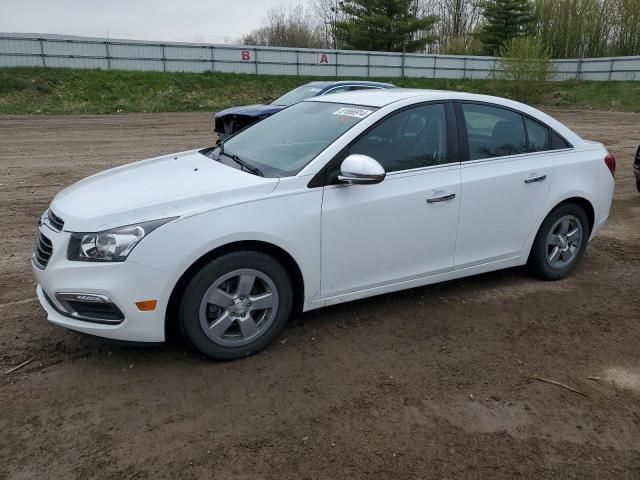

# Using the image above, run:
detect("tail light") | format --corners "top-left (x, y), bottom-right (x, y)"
top-left (604, 153), bottom-right (616, 177)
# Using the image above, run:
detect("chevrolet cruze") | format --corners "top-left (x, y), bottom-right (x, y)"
top-left (33, 89), bottom-right (615, 360)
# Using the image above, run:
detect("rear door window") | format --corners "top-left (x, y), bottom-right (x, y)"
top-left (525, 117), bottom-right (550, 152)
top-left (461, 104), bottom-right (526, 160)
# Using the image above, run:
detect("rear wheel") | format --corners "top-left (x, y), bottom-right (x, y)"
top-left (636, 179), bottom-right (640, 192)
top-left (179, 251), bottom-right (292, 360)
top-left (528, 203), bottom-right (589, 280)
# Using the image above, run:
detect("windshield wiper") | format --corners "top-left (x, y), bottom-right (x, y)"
top-left (226, 153), bottom-right (264, 177)
top-left (213, 141), bottom-right (264, 177)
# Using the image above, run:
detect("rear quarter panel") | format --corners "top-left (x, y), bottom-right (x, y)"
top-left (535, 144), bottom-right (613, 245)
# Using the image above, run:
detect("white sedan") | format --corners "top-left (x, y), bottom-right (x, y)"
top-left (33, 89), bottom-right (615, 359)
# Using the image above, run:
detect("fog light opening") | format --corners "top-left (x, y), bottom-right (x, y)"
top-left (53, 292), bottom-right (124, 324)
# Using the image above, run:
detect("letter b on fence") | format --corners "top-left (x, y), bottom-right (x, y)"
top-left (241, 50), bottom-right (251, 61)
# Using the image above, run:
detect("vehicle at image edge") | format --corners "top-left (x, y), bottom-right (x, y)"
top-left (634, 145), bottom-right (640, 191)
top-left (33, 89), bottom-right (616, 360)
top-left (213, 80), bottom-right (395, 140)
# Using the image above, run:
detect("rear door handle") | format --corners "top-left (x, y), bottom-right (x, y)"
top-left (524, 174), bottom-right (547, 184)
top-left (427, 193), bottom-right (456, 203)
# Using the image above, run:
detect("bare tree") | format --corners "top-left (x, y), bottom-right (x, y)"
top-left (420, 0), bottom-right (482, 53)
top-left (312, 0), bottom-right (350, 49)
top-left (532, 0), bottom-right (639, 58)
top-left (240, 4), bottom-right (327, 48)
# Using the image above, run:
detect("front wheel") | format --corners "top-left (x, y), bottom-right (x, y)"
top-left (528, 203), bottom-right (590, 280)
top-left (179, 251), bottom-right (293, 360)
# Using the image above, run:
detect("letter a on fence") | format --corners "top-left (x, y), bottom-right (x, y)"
top-left (319, 54), bottom-right (329, 64)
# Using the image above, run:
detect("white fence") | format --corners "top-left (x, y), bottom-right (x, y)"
top-left (1, 33), bottom-right (639, 81)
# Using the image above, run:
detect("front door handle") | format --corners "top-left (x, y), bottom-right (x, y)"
top-left (427, 193), bottom-right (456, 203)
top-left (524, 174), bottom-right (547, 184)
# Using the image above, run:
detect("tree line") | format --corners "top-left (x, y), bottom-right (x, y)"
top-left (238, 0), bottom-right (640, 58)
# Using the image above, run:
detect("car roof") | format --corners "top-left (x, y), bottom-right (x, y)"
top-left (306, 88), bottom-right (525, 109)
top-left (304, 80), bottom-right (395, 89)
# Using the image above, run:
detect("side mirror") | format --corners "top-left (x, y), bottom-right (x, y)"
top-left (338, 154), bottom-right (386, 185)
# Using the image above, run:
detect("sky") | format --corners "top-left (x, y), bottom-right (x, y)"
top-left (0, 0), bottom-right (308, 44)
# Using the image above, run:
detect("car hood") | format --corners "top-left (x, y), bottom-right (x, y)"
top-left (50, 149), bottom-right (279, 232)
top-left (215, 104), bottom-right (284, 118)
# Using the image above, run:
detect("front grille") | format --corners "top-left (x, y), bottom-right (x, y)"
top-left (33, 231), bottom-right (53, 269)
top-left (47, 210), bottom-right (64, 231)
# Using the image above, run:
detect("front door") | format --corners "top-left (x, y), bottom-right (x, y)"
top-left (320, 103), bottom-right (461, 298)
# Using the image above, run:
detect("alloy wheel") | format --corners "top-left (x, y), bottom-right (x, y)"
top-left (546, 214), bottom-right (583, 270)
top-left (198, 268), bottom-right (279, 347)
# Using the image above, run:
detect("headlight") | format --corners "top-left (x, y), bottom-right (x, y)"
top-left (67, 218), bottom-right (177, 262)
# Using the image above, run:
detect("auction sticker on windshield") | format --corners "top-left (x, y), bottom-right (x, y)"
top-left (332, 107), bottom-right (374, 119)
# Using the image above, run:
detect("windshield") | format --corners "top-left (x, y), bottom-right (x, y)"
top-left (219, 102), bottom-right (377, 177)
top-left (271, 85), bottom-right (324, 106)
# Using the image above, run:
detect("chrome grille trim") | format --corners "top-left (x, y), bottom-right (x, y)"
top-left (33, 231), bottom-right (53, 270)
top-left (47, 209), bottom-right (65, 231)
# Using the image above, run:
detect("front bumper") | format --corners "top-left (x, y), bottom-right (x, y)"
top-left (33, 224), bottom-right (177, 342)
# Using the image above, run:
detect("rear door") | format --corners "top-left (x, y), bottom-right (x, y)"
top-left (454, 102), bottom-right (560, 267)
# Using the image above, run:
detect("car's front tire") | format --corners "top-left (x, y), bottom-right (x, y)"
top-left (528, 203), bottom-right (590, 280)
top-left (179, 251), bottom-right (293, 360)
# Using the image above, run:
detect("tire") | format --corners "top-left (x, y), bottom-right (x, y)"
top-left (636, 179), bottom-right (640, 192)
top-left (528, 203), bottom-right (590, 280)
top-left (179, 251), bottom-right (293, 360)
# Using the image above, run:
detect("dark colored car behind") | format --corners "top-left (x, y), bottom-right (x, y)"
top-left (214, 80), bottom-right (395, 140)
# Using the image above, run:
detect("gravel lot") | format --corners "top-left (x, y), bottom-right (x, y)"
top-left (0, 110), bottom-right (639, 479)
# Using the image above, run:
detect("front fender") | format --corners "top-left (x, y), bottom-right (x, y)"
top-left (129, 189), bottom-right (323, 307)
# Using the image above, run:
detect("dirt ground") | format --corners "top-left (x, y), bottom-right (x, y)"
top-left (0, 110), bottom-right (639, 479)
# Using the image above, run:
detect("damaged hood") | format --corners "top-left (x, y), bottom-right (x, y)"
top-left (50, 149), bottom-right (278, 232)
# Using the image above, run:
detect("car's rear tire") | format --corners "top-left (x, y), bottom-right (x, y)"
top-left (179, 251), bottom-right (293, 360)
top-left (528, 203), bottom-right (590, 280)
top-left (636, 179), bottom-right (640, 192)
